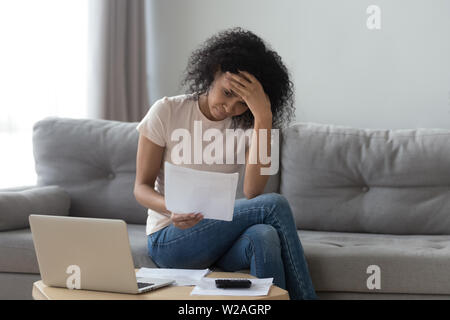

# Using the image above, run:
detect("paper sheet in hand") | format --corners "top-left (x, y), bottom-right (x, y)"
top-left (164, 161), bottom-right (239, 221)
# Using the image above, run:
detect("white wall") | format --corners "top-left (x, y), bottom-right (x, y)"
top-left (145, 0), bottom-right (450, 129)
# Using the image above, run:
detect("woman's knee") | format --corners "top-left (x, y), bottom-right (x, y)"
top-left (247, 224), bottom-right (281, 249)
top-left (257, 193), bottom-right (292, 213)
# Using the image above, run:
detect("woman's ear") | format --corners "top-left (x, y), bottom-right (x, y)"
top-left (207, 78), bottom-right (217, 95)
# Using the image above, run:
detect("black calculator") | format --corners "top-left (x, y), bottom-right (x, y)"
top-left (215, 279), bottom-right (252, 289)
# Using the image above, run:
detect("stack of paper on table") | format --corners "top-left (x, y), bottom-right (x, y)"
top-left (190, 278), bottom-right (274, 296)
top-left (136, 268), bottom-right (211, 286)
top-left (164, 161), bottom-right (239, 221)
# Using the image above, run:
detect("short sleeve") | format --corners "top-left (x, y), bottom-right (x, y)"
top-left (136, 97), bottom-right (169, 147)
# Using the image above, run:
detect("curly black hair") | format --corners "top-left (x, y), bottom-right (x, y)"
top-left (180, 27), bottom-right (295, 130)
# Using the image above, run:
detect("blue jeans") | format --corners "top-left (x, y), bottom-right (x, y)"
top-left (147, 193), bottom-right (318, 300)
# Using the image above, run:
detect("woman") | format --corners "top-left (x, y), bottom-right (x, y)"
top-left (134, 27), bottom-right (317, 300)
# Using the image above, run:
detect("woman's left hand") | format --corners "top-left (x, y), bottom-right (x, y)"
top-left (225, 70), bottom-right (272, 122)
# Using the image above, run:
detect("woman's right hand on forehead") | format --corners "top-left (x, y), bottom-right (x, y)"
top-left (170, 212), bottom-right (204, 230)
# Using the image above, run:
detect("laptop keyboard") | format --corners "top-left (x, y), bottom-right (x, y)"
top-left (137, 282), bottom-right (154, 289)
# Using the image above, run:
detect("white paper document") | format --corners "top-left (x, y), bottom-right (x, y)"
top-left (164, 161), bottom-right (239, 221)
top-left (136, 267), bottom-right (211, 286)
top-left (190, 278), bottom-right (274, 296)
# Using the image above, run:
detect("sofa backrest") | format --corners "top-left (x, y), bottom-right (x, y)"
top-left (33, 117), bottom-right (147, 224)
top-left (32, 117), bottom-right (280, 224)
top-left (280, 122), bottom-right (450, 235)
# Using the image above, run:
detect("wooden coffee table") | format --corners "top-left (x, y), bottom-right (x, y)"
top-left (32, 270), bottom-right (289, 300)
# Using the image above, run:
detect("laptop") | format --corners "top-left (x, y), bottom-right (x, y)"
top-left (29, 214), bottom-right (174, 294)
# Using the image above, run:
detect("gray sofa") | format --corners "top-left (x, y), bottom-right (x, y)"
top-left (1, 116), bottom-right (450, 300)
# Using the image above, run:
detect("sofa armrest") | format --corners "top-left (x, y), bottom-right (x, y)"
top-left (0, 185), bottom-right (39, 192)
top-left (0, 185), bottom-right (71, 231)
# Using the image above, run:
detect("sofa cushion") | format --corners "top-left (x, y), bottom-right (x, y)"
top-left (281, 122), bottom-right (450, 234)
top-left (33, 117), bottom-right (148, 224)
top-left (0, 224), bottom-right (156, 274)
top-left (0, 186), bottom-right (70, 231)
top-left (127, 224), bottom-right (158, 268)
top-left (300, 230), bottom-right (450, 295)
top-left (0, 228), bottom-right (38, 273)
top-left (0, 273), bottom-right (42, 300)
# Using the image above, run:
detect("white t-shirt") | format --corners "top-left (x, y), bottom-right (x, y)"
top-left (136, 93), bottom-right (252, 235)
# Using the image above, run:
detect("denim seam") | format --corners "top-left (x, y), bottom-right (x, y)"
top-left (222, 234), bottom-right (257, 275)
top-left (264, 204), bottom-right (306, 298)
top-left (149, 233), bottom-right (154, 245)
top-left (243, 234), bottom-right (258, 277)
